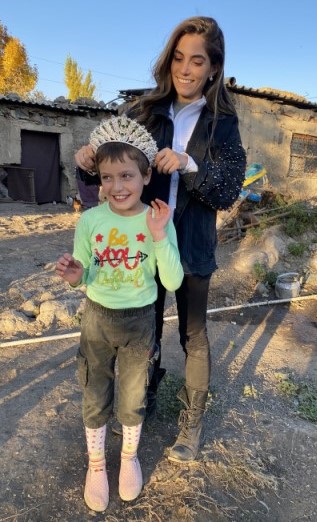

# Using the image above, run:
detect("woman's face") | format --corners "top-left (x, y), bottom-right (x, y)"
top-left (171, 33), bottom-right (215, 103)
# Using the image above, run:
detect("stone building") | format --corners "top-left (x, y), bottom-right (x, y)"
top-left (0, 84), bottom-right (316, 204)
top-left (0, 94), bottom-right (114, 203)
top-left (231, 85), bottom-right (317, 199)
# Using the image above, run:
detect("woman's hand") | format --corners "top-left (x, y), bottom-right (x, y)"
top-left (146, 199), bottom-right (171, 241)
top-left (155, 148), bottom-right (188, 174)
top-left (55, 253), bottom-right (83, 286)
top-left (75, 144), bottom-right (96, 171)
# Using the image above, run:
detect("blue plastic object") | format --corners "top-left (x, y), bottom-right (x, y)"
top-left (240, 163), bottom-right (267, 202)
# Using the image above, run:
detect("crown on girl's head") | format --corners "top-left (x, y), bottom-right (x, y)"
top-left (89, 115), bottom-right (158, 166)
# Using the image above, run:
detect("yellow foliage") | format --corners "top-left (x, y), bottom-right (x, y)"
top-left (0, 26), bottom-right (38, 97)
top-left (64, 55), bottom-right (96, 101)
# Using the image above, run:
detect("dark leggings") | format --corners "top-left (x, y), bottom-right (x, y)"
top-left (155, 273), bottom-right (211, 392)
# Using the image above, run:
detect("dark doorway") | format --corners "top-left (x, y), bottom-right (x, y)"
top-left (21, 130), bottom-right (61, 204)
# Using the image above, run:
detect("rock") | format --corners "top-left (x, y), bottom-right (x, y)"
top-left (308, 253), bottom-right (317, 272)
top-left (255, 282), bottom-right (269, 297)
top-left (45, 408), bottom-right (58, 418)
top-left (304, 272), bottom-right (317, 288)
top-left (0, 310), bottom-right (30, 336)
top-left (20, 299), bottom-right (40, 318)
top-left (234, 250), bottom-right (270, 274)
top-left (8, 287), bottom-right (32, 301)
top-left (233, 227), bottom-right (287, 274)
top-left (39, 291), bottom-right (55, 302)
top-left (37, 298), bottom-right (82, 327)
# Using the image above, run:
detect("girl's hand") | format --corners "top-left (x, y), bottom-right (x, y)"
top-left (146, 199), bottom-right (171, 241)
top-left (55, 253), bottom-right (83, 286)
top-left (75, 144), bottom-right (96, 171)
top-left (155, 148), bottom-right (188, 174)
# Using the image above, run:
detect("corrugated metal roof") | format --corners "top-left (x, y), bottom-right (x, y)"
top-left (1, 83), bottom-right (316, 113)
top-left (118, 85), bottom-right (317, 111)
top-left (229, 85), bottom-right (317, 110)
top-left (0, 94), bottom-right (117, 114)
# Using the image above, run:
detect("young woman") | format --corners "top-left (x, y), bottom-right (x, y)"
top-left (75, 16), bottom-right (246, 464)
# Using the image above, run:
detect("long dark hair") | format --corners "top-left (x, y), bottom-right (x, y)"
top-left (136, 16), bottom-right (236, 137)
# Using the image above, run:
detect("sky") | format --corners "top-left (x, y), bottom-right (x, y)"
top-left (1, 0), bottom-right (317, 104)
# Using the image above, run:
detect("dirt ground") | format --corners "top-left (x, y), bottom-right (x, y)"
top-left (0, 200), bottom-right (317, 522)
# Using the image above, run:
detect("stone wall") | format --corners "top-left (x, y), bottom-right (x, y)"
top-left (0, 101), bottom-right (109, 201)
top-left (233, 94), bottom-right (317, 199)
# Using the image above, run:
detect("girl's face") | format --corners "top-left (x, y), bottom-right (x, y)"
top-left (98, 154), bottom-right (151, 216)
top-left (171, 33), bottom-right (216, 103)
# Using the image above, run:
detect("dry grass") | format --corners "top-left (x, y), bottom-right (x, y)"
top-left (109, 437), bottom-right (278, 522)
top-left (109, 377), bottom-right (280, 521)
top-left (203, 440), bottom-right (278, 496)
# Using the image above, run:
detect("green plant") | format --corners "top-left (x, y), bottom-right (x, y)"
top-left (277, 379), bottom-right (299, 397)
top-left (283, 202), bottom-right (317, 237)
top-left (265, 271), bottom-right (278, 287)
top-left (284, 217), bottom-right (307, 237)
top-left (298, 384), bottom-right (317, 423)
top-left (253, 262), bottom-right (267, 282)
top-left (277, 377), bottom-right (317, 423)
top-left (288, 242), bottom-right (306, 257)
top-left (272, 193), bottom-right (288, 208)
top-left (258, 191), bottom-right (288, 210)
top-left (247, 226), bottom-right (264, 240)
top-left (253, 264), bottom-right (278, 286)
top-left (244, 199), bottom-right (317, 242)
top-left (247, 219), bottom-right (268, 240)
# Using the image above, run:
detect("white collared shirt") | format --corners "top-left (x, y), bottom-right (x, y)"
top-left (168, 97), bottom-right (206, 212)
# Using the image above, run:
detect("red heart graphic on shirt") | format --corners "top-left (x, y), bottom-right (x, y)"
top-left (106, 247), bottom-right (127, 268)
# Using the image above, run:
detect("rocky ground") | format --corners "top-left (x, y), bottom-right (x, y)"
top-left (0, 200), bottom-right (317, 522)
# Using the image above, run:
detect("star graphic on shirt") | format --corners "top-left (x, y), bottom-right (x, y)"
top-left (96, 234), bottom-right (103, 242)
top-left (136, 233), bottom-right (146, 242)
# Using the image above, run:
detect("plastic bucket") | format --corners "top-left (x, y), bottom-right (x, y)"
top-left (275, 272), bottom-right (301, 299)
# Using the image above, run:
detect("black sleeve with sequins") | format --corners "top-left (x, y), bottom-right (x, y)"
top-left (182, 117), bottom-right (247, 211)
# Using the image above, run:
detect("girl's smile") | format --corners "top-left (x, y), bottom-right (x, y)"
top-left (99, 154), bottom-right (151, 216)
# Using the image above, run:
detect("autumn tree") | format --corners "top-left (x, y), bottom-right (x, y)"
top-left (0, 21), bottom-right (38, 97)
top-left (0, 21), bottom-right (9, 50)
top-left (64, 55), bottom-right (96, 101)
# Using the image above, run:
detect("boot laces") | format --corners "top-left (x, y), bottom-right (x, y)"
top-left (178, 409), bottom-right (198, 435)
top-left (178, 407), bottom-right (204, 430)
top-left (178, 410), bottom-right (189, 427)
top-left (176, 410), bottom-right (191, 442)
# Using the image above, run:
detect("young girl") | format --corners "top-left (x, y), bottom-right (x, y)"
top-left (75, 16), bottom-right (246, 464)
top-left (56, 115), bottom-right (183, 511)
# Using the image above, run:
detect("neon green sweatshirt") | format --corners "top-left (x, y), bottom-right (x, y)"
top-left (73, 202), bottom-right (184, 309)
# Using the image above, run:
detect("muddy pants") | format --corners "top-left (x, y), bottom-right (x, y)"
top-left (77, 298), bottom-right (155, 429)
